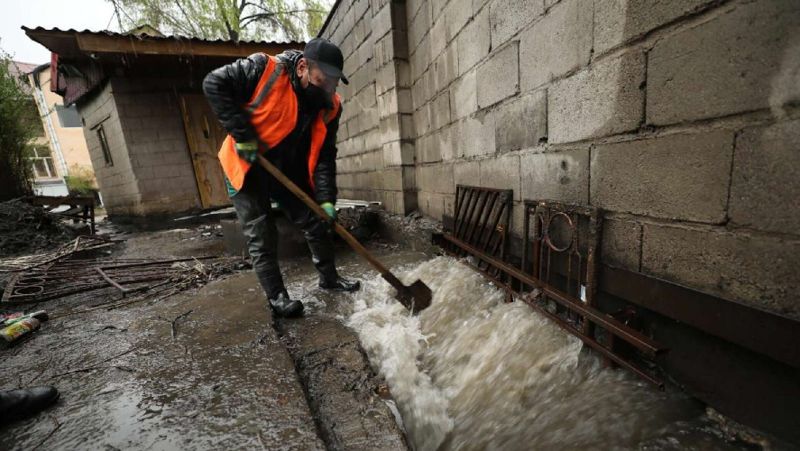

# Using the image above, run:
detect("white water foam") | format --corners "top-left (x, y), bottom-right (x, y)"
top-left (347, 256), bottom-right (746, 450)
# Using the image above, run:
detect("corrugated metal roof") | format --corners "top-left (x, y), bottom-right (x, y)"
top-left (22, 26), bottom-right (304, 59)
top-left (22, 26), bottom-right (303, 46)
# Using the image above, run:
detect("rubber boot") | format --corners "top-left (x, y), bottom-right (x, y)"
top-left (0, 386), bottom-right (59, 423)
top-left (319, 276), bottom-right (361, 292)
top-left (268, 291), bottom-right (304, 318)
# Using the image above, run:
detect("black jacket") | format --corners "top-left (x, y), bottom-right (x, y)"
top-left (202, 51), bottom-right (341, 204)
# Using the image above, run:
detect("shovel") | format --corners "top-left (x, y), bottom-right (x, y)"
top-left (256, 155), bottom-right (432, 312)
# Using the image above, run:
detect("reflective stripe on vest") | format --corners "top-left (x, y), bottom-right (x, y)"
top-left (217, 54), bottom-right (341, 193)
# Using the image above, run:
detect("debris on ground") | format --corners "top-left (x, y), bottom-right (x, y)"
top-left (0, 314), bottom-right (43, 348)
top-left (337, 204), bottom-right (381, 241)
top-left (2, 254), bottom-right (246, 310)
top-left (0, 235), bottom-right (119, 272)
top-left (0, 199), bottom-right (78, 257)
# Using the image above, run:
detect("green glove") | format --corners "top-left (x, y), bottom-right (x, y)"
top-left (320, 202), bottom-right (336, 220)
top-left (235, 141), bottom-right (258, 163)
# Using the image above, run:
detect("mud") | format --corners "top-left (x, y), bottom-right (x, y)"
top-left (0, 224), bottom-right (412, 450)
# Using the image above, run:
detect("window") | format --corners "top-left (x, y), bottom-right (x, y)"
top-left (30, 147), bottom-right (58, 179)
top-left (97, 125), bottom-right (113, 166)
top-left (55, 104), bottom-right (81, 128)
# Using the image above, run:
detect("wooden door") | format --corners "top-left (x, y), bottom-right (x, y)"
top-left (179, 93), bottom-right (230, 208)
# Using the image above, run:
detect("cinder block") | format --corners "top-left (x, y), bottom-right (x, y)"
top-left (431, 92), bottom-right (451, 130)
top-left (480, 154), bottom-right (521, 199)
top-left (477, 42), bottom-right (520, 108)
top-left (397, 88), bottom-right (413, 113)
top-left (439, 124), bottom-right (456, 161)
top-left (375, 61), bottom-right (397, 95)
top-left (548, 51), bottom-right (644, 143)
top-left (382, 167), bottom-right (404, 191)
top-left (489, 0), bottom-right (544, 46)
top-left (382, 141), bottom-right (402, 166)
top-left (406, 0), bottom-right (428, 24)
top-left (642, 223), bottom-right (800, 319)
top-left (402, 166), bottom-right (416, 190)
top-left (410, 37), bottom-right (431, 82)
top-left (457, 8), bottom-right (490, 75)
top-left (354, 0), bottom-right (370, 20)
top-left (519, 0), bottom-right (592, 91)
top-left (458, 110), bottom-right (496, 158)
top-left (521, 147), bottom-right (588, 203)
top-left (454, 160), bottom-right (481, 186)
top-left (416, 133), bottom-right (442, 163)
top-left (430, 14), bottom-right (448, 58)
top-left (434, 43), bottom-right (459, 92)
top-left (413, 102), bottom-right (432, 136)
top-left (729, 119), bottom-right (800, 234)
top-left (590, 131), bottom-right (733, 223)
top-left (647, 0), bottom-right (800, 126)
top-left (418, 191), bottom-right (446, 220)
top-left (378, 89), bottom-right (398, 119)
top-left (450, 70), bottom-right (478, 120)
top-left (495, 90), bottom-right (547, 152)
top-left (600, 217), bottom-right (641, 271)
top-left (399, 113), bottom-right (414, 140)
top-left (417, 163), bottom-right (455, 194)
top-left (445, 0), bottom-right (474, 41)
top-left (431, 0), bottom-right (448, 20)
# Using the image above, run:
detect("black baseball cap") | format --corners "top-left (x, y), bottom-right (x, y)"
top-left (304, 38), bottom-right (349, 85)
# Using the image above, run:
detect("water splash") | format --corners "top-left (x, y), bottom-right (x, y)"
top-left (347, 256), bottom-right (747, 450)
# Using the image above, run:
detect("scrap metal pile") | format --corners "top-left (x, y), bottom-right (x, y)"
top-left (1, 235), bottom-right (245, 312)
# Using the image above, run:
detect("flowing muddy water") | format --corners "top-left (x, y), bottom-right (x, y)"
top-left (346, 256), bottom-right (759, 451)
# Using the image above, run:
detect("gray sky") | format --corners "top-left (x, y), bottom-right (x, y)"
top-left (0, 0), bottom-right (117, 64)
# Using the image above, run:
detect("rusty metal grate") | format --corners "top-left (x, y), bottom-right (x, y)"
top-left (521, 200), bottom-right (602, 334)
top-left (434, 194), bottom-right (666, 387)
top-left (443, 185), bottom-right (512, 280)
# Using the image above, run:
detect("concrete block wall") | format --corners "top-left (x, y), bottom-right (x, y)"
top-left (321, 0), bottom-right (418, 213)
top-left (323, 0), bottom-right (800, 319)
top-left (111, 78), bottom-right (200, 216)
top-left (78, 82), bottom-right (141, 216)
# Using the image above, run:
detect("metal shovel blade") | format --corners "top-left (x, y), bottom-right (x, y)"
top-left (396, 279), bottom-right (433, 312)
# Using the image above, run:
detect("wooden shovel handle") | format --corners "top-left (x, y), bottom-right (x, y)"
top-left (255, 155), bottom-right (395, 280)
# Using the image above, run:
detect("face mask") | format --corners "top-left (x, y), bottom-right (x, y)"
top-left (303, 71), bottom-right (334, 109)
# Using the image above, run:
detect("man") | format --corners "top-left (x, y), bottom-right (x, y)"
top-left (203, 38), bottom-right (360, 318)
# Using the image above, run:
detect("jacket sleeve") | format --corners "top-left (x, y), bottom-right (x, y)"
top-left (202, 53), bottom-right (267, 143)
top-left (313, 106), bottom-right (342, 204)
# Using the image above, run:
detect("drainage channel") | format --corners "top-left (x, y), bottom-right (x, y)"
top-left (346, 256), bottom-right (767, 450)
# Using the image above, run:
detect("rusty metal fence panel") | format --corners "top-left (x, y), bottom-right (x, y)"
top-left (434, 191), bottom-right (666, 387)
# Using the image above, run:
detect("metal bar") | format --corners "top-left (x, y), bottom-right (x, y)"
top-left (519, 294), bottom-right (664, 388)
top-left (95, 267), bottom-right (131, 295)
top-left (465, 190), bottom-right (489, 243)
top-left (457, 189), bottom-right (480, 240)
top-left (438, 239), bottom-right (663, 387)
top-left (97, 256), bottom-right (217, 270)
top-left (441, 233), bottom-right (665, 357)
top-left (470, 191), bottom-right (497, 247)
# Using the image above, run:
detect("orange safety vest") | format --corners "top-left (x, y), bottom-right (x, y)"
top-left (218, 54), bottom-right (341, 192)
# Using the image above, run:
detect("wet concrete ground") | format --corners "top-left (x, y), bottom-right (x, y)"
top-left (0, 223), bottom-right (419, 450)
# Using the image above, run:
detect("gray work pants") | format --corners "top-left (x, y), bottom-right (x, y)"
top-left (231, 164), bottom-right (338, 299)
